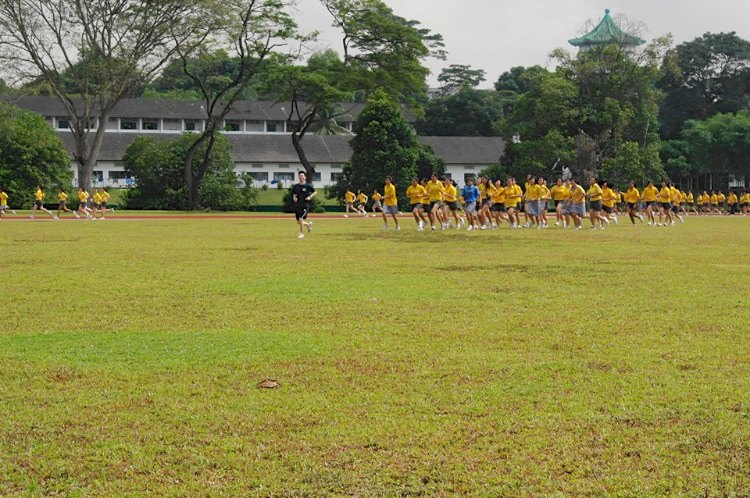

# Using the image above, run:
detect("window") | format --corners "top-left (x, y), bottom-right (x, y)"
top-left (266, 122), bottom-right (277, 132)
top-left (185, 120), bottom-right (200, 131)
top-left (109, 171), bottom-right (128, 180)
top-left (163, 119), bottom-right (182, 131)
top-left (120, 119), bottom-right (137, 130)
top-left (56, 117), bottom-right (70, 129)
top-left (248, 172), bottom-right (268, 182)
top-left (224, 120), bottom-right (242, 132)
top-left (443, 173), bottom-right (452, 179)
top-left (312, 173), bottom-right (322, 182)
top-left (267, 121), bottom-right (285, 132)
top-left (142, 119), bottom-right (159, 130)
top-left (92, 171), bottom-right (104, 182)
top-left (278, 164), bottom-right (290, 169)
top-left (246, 120), bottom-right (264, 132)
top-left (252, 163), bottom-right (264, 169)
top-left (106, 118), bottom-right (119, 130)
top-left (273, 172), bottom-right (294, 182)
top-left (331, 172), bottom-right (343, 182)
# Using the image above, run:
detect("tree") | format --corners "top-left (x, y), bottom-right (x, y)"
top-left (659, 32), bottom-right (750, 139)
top-left (172, 0), bottom-right (301, 209)
top-left (333, 90), bottom-right (421, 207)
top-left (0, 103), bottom-right (72, 208)
top-left (499, 36), bottom-right (670, 181)
top-left (437, 64), bottom-right (486, 94)
top-left (416, 88), bottom-right (503, 137)
top-left (268, 0), bottom-right (445, 180)
top-left (122, 133), bottom-right (255, 210)
top-left (0, 0), bottom-right (205, 189)
top-left (681, 112), bottom-right (750, 188)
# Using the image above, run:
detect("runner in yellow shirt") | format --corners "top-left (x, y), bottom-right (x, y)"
top-left (669, 183), bottom-right (684, 224)
top-left (56, 188), bottom-right (79, 219)
top-left (370, 190), bottom-right (383, 216)
top-left (75, 188), bottom-right (94, 219)
top-left (0, 187), bottom-right (16, 219)
top-left (641, 181), bottom-right (659, 225)
top-left (405, 178), bottom-right (427, 230)
top-left (727, 191), bottom-right (738, 215)
top-left (586, 177), bottom-right (608, 229)
top-left (441, 177), bottom-right (462, 229)
top-left (550, 179), bottom-right (568, 227)
top-left (538, 178), bottom-right (551, 228)
top-left (623, 182), bottom-right (643, 225)
top-left (424, 172), bottom-right (445, 231)
top-left (740, 190), bottom-right (749, 215)
top-left (568, 178), bottom-right (586, 229)
top-left (29, 185), bottom-right (56, 220)
top-left (656, 180), bottom-right (674, 225)
top-left (380, 176), bottom-right (400, 231)
top-left (601, 181), bottom-right (618, 225)
top-left (489, 179), bottom-right (508, 228)
top-left (343, 189), bottom-right (358, 218)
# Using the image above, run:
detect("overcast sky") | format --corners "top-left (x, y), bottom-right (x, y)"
top-left (293, 0), bottom-right (750, 88)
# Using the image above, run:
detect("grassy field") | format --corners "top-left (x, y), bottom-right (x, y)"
top-left (1, 214), bottom-right (749, 496)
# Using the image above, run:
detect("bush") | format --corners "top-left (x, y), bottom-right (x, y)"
top-left (122, 133), bottom-right (257, 210)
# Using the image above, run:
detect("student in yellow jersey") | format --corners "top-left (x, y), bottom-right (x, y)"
top-left (623, 181), bottom-right (643, 225)
top-left (538, 177), bottom-right (551, 228)
top-left (370, 189), bottom-right (383, 217)
top-left (656, 180), bottom-right (674, 226)
top-left (353, 190), bottom-right (368, 217)
top-left (343, 188), bottom-right (358, 217)
top-left (380, 176), bottom-right (400, 231)
top-left (406, 178), bottom-right (427, 230)
top-left (441, 177), bottom-right (461, 229)
top-left (567, 178), bottom-right (586, 229)
top-left (476, 176), bottom-right (494, 229)
top-left (669, 182), bottom-right (684, 223)
top-left (0, 187), bottom-right (17, 219)
top-left (99, 187), bottom-right (115, 218)
top-left (600, 180), bottom-right (619, 225)
top-left (489, 179), bottom-right (509, 228)
top-left (56, 188), bottom-right (79, 219)
top-left (91, 189), bottom-right (104, 219)
top-left (29, 185), bottom-right (56, 219)
top-left (642, 181), bottom-right (659, 225)
top-left (424, 172), bottom-right (445, 231)
top-left (740, 190), bottom-right (749, 215)
top-left (76, 188), bottom-right (94, 219)
top-left (522, 176), bottom-right (541, 228)
top-left (550, 179), bottom-right (567, 226)
top-left (586, 177), bottom-right (608, 229)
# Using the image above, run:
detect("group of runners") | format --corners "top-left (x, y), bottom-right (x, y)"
top-left (0, 186), bottom-right (114, 220)
top-left (342, 174), bottom-right (750, 232)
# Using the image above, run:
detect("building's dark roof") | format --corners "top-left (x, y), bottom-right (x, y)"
top-left (58, 133), bottom-right (505, 165)
top-left (3, 95), bottom-right (367, 122)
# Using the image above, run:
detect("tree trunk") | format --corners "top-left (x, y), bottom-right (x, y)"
top-left (292, 131), bottom-right (316, 179)
top-left (183, 131), bottom-right (212, 209)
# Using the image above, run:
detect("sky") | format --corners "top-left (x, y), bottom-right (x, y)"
top-left (292, 0), bottom-right (750, 88)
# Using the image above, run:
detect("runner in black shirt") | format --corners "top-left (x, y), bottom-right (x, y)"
top-left (292, 171), bottom-right (317, 239)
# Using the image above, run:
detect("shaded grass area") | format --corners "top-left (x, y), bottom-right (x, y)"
top-left (1, 217), bottom-right (750, 495)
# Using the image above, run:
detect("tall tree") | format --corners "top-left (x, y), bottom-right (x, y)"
top-left (659, 32), bottom-right (750, 139)
top-left (334, 89), bottom-right (421, 207)
top-left (0, 103), bottom-right (72, 207)
top-left (0, 0), bottom-right (205, 188)
top-left (269, 0), bottom-right (444, 180)
top-left (437, 64), bottom-right (486, 94)
top-left (416, 88), bottom-right (503, 137)
top-left (173, 0), bottom-right (301, 209)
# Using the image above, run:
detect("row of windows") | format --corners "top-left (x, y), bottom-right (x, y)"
top-left (54, 117), bottom-right (353, 133)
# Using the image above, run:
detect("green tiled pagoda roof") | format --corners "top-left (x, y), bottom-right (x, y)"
top-left (568, 9), bottom-right (646, 47)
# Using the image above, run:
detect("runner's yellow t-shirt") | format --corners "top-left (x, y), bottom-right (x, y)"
top-left (345, 191), bottom-right (355, 203)
top-left (625, 188), bottom-right (640, 203)
top-left (58, 192), bottom-right (68, 202)
top-left (642, 186), bottom-right (658, 202)
top-left (0, 191), bottom-right (7, 206)
top-left (406, 185), bottom-right (425, 204)
top-left (570, 185), bottom-right (586, 204)
top-left (602, 187), bottom-right (616, 207)
top-left (35, 189), bottom-right (44, 201)
top-left (426, 180), bottom-right (444, 202)
top-left (587, 183), bottom-right (603, 201)
top-left (384, 184), bottom-right (397, 206)
top-left (443, 184), bottom-right (457, 202)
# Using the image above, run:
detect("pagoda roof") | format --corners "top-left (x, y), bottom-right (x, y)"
top-left (568, 9), bottom-right (646, 48)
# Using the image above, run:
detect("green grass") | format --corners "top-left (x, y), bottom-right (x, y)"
top-left (1, 215), bottom-right (749, 496)
top-left (256, 188), bottom-right (339, 207)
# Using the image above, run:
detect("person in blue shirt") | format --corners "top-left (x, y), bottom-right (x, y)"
top-left (461, 177), bottom-right (480, 231)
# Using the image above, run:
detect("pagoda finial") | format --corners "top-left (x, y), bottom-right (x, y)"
top-left (605, 8), bottom-right (610, 15)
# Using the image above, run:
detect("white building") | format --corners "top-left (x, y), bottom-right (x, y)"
top-left (8, 96), bottom-right (505, 187)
